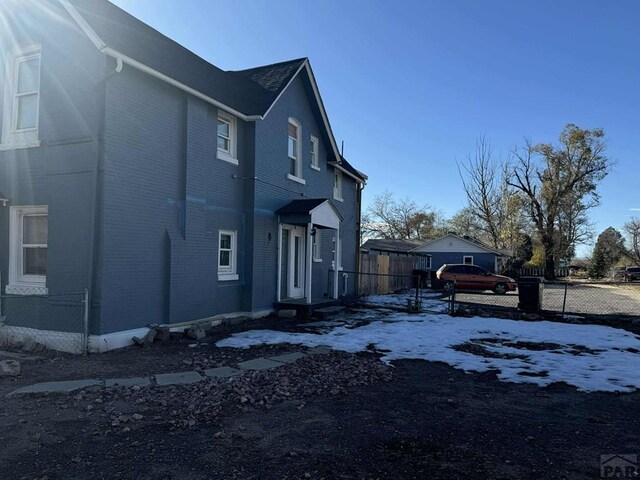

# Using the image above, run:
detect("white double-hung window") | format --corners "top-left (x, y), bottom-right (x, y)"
top-left (2, 46), bottom-right (41, 149)
top-left (310, 135), bottom-right (319, 170)
top-left (217, 111), bottom-right (237, 165)
top-left (218, 230), bottom-right (238, 281)
top-left (7, 206), bottom-right (48, 295)
top-left (287, 118), bottom-right (304, 184)
top-left (312, 229), bottom-right (322, 262)
top-left (333, 169), bottom-right (343, 202)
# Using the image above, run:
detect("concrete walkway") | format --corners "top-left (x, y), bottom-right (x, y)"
top-left (7, 346), bottom-right (333, 397)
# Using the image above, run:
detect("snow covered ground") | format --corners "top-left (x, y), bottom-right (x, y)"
top-left (218, 306), bottom-right (640, 393)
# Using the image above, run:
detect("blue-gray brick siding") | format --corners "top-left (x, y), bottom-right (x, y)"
top-left (430, 252), bottom-right (498, 273)
top-left (252, 74), bottom-right (359, 310)
top-left (1, 2), bottom-right (361, 337)
top-left (0, 1), bottom-right (105, 332)
top-left (100, 68), bottom-right (253, 333)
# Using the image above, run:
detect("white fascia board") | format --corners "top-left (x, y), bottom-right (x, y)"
top-left (58, 0), bottom-right (107, 50)
top-left (328, 161), bottom-right (364, 184)
top-left (263, 60), bottom-right (345, 170)
top-left (261, 60), bottom-right (308, 119)
top-left (57, 0), bottom-right (260, 122)
top-left (101, 48), bottom-right (258, 121)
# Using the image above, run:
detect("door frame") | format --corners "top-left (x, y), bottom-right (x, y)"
top-left (279, 224), bottom-right (306, 299)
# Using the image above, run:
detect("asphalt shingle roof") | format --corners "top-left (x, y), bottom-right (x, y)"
top-left (361, 239), bottom-right (425, 253)
top-left (275, 199), bottom-right (329, 215)
top-left (68, 0), bottom-right (306, 117)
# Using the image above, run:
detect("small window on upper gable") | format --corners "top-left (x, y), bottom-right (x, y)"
top-left (217, 111), bottom-right (238, 165)
top-left (333, 169), bottom-right (343, 202)
top-left (310, 135), bottom-right (319, 170)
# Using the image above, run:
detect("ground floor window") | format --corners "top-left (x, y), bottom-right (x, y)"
top-left (218, 230), bottom-right (238, 281)
top-left (312, 229), bottom-right (322, 262)
top-left (7, 205), bottom-right (48, 294)
top-left (463, 255), bottom-right (474, 265)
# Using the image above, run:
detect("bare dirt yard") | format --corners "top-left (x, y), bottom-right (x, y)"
top-left (1, 310), bottom-right (640, 479)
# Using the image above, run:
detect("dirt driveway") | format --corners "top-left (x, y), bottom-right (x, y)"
top-left (1, 313), bottom-right (639, 479)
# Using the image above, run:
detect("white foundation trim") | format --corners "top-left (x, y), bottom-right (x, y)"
top-left (90, 309), bottom-right (273, 352)
top-left (0, 311), bottom-right (273, 354)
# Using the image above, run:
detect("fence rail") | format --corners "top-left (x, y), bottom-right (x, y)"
top-left (0, 290), bottom-right (88, 354)
top-left (448, 281), bottom-right (640, 321)
top-left (517, 267), bottom-right (570, 277)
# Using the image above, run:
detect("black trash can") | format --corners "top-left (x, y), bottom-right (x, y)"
top-left (517, 277), bottom-right (544, 311)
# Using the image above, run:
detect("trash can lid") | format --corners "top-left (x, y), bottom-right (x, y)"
top-left (517, 276), bottom-right (544, 284)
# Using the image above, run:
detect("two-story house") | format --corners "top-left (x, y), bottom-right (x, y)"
top-left (0, 0), bottom-right (366, 352)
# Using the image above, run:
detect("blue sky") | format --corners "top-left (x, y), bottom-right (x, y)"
top-left (111, 0), bottom-right (639, 255)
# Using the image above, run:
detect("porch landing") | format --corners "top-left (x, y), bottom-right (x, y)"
top-left (273, 298), bottom-right (342, 319)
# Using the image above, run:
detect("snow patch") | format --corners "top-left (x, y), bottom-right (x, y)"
top-left (217, 312), bottom-right (640, 393)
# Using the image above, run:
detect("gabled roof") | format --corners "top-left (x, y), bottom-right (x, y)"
top-left (410, 233), bottom-right (506, 256)
top-left (229, 58), bottom-right (306, 115)
top-left (58, 0), bottom-right (365, 183)
top-left (362, 238), bottom-right (425, 254)
top-left (276, 198), bottom-right (343, 229)
top-left (275, 198), bottom-right (328, 215)
top-left (64, 0), bottom-right (304, 117)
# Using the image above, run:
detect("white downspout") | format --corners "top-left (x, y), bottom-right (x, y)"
top-left (276, 221), bottom-right (283, 302)
top-left (305, 223), bottom-right (313, 304)
top-left (333, 227), bottom-right (340, 299)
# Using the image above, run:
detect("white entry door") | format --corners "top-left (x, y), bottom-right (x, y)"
top-left (288, 227), bottom-right (305, 298)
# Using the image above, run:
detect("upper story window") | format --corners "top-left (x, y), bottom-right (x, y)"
top-left (217, 111), bottom-right (237, 165)
top-left (287, 118), bottom-right (304, 184)
top-left (333, 169), bottom-right (343, 202)
top-left (6, 205), bottom-right (48, 295)
top-left (310, 135), bottom-right (319, 170)
top-left (1, 46), bottom-right (42, 149)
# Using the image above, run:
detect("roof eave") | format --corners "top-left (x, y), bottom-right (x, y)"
top-left (58, 0), bottom-right (261, 122)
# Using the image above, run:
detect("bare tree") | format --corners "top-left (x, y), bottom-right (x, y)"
top-left (507, 124), bottom-right (611, 279)
top-left (624, 217), bottom-right (640, 265)
top-left (362, 191), bottom-right (445, 240)
top-left (458, 137), bottom-right (502, 248)
top-left (458, 137), bottom-right (528, 250)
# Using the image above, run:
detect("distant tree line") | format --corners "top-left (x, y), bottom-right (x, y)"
top-left (362, 124), bottom-right (628, 280)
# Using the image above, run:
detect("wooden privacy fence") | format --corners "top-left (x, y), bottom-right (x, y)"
top-left (358, 253), bottom-right (417, 296)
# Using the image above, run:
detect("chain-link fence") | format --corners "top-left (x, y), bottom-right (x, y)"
top-left (0, 289), bottom-right (88, 354)
top-left (448, 281), bottom-right (640, 321)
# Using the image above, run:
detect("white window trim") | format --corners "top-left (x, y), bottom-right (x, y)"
top-left (332, 235), bottom-right (343, 271)
top-left (286, 173), bottom-right (306, 185)
top-left (217, 111), bottom-right (238, 165)
top-left (287, 117), bottom-right (303, 181)
top-left (1, 45), bottom-right (42, 150)
top-left (7, 205), bottom-right (49, 295)
top-left (312, 229), bottom-right (322, 262)
top-left (426, 256), bottom-right (432, 270)
top-left (333, 169), bottom-right (343, 202)
top-left (463, 255), bottom-right (474, 265)
top-left (310, 135), bottom-right (320, 171)
top-left (218, 230), bottom-right (238, 281)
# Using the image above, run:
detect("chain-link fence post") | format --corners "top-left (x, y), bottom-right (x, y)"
top-left (82, 288), bottom-right (89, 355)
